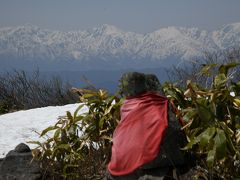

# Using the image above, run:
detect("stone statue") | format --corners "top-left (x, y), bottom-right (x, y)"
top-left (106, 72), bottom-right (189, 180)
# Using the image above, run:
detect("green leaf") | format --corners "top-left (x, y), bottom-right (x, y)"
top-left (198, 127), bottom-right (216, 149)
top-left (200, 64), bottom-right (217, 76)
top-left (219, 63), bottom-right (240, 76)
top-left (40, 126), bottom-right (58, 137)
top-left (207, 149), bottom-right (216, 167)
top-left (66, 111), bottom-right (73, 122)
top-left (56, 144), bottom-right (71, 151)
top-left (197, 105), bottom-right (214, 125)
top-left (82, 93), bottom-right (96, 99)
top-left (182, 108), bottom-right (197, 122)
top-left (214, 129), bottom-right (227, 160)
top-left (99, 117), bottom-right (106, 129)
top-left (236, 131), bottom-right (240, 144)
top-left (54, 128), bottom-right (61, 141)
top-left (214, 73), bottom-right (227, 88)
top-left (233, 98), bottom-right (240, 108)
top-left (184, 88), bottom-right (192, 97)
top-left (73, 104), bottom-right (85, 119)
top-left (226, 131), bottom-right (236, 154)
top-left (104, 104), bottom-right (114, 115)
top-left (235, 116), bottom-right (240, 129)
top-left (101, 135), bottom-right (112, 141)
top-left (182, 136), bottom-right (200, 150)
top-left (42, 149), bottom-right (52, 157)
top-left (27, 141), bottom-right (42, 147)
top-left (46, 137), bottom-right (54, 144)
top-left (219, 121), bottom-right (234, 136)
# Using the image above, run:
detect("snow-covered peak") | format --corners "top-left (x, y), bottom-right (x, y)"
top-left (212, 22), bottom-right (240, 49)
top-left (8, 24), bottom-right (44, 35)
top-left (151, 26), bottom-right (181, 38)
top-left (91, 24), bottom-right (123, 35)
top-left (219, 22), bottom-right (240, 33)
top-left (0, 22), bottom-right (240, 69)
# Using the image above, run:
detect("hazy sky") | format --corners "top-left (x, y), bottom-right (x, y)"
top-left (0, 0), bottom-right (240, 33)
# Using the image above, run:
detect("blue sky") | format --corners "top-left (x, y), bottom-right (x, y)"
top-left (0, 0), bottom-right (240, 33)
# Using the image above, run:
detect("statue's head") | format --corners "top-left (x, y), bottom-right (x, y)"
top-left (118, 72), bottom-right (161, 97)
top-left (145, 74), bottom-right (161, 92)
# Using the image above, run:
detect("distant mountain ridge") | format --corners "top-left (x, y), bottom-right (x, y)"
top-left (0, 23), bottom-right (240, 70)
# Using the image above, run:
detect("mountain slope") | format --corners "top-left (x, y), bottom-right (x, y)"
top-left (0, 23), bottom-right (240, 70)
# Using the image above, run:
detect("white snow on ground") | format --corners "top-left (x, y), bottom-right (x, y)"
top-left (0, 103), bottom-right (87, 158)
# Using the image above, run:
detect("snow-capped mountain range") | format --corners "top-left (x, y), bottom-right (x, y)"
top-left (0, 23), bottom-right (240, 70)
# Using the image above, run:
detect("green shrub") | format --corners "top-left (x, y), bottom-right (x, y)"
top-left (30, 88), bottom-right (122, 179)
top-left (163, 63), bottom-right (240, 179)
top-left (0, 101), bottom-right (10, 114)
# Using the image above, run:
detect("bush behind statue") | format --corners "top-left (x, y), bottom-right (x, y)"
top-left (163, 63), bottom-right (240, 179)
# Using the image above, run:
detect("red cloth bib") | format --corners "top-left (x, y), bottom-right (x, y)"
top-left (108, 92), bottom-right (168, 176)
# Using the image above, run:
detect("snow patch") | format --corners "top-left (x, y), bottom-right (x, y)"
top-left (0, 103), bottom-right (87, 158)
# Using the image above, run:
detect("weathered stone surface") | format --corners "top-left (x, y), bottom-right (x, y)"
top-left (14, 143), bottom-right (31, 153)
top-left (0, 143), bottom-right (42, 180)
top-left (118, 72), bottom-right (163, 97)
top-left (119, 72), bottom-right (147, 97)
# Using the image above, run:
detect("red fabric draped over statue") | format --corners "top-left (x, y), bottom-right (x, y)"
top-left (108, 92), bottom-right (168, 176)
